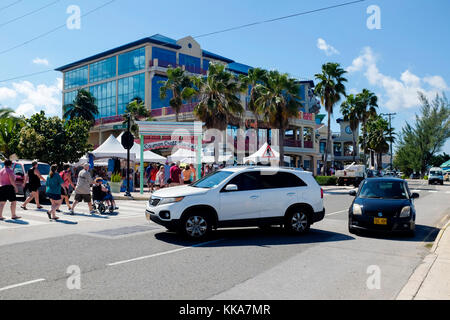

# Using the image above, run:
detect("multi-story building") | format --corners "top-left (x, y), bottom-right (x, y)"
top-left (56, 34), bottom-right (322, 172)
top-left (316, 117), bottom-right (362, 172)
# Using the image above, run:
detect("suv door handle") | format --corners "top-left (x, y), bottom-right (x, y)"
top-left (250, 195), bottom-right (259, 200)
top-left (287, 192), bottom-right (296, 196)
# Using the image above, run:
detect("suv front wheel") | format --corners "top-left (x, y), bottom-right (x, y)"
top-left (285, 209), bottom-right (310, 234)
top-left (181, 213), bottom-right (212, 239)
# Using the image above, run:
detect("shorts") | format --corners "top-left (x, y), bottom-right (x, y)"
top-left (74, 193), bottom-right (91, 203)
top-left (0, 185), bottom-right (16, 202)
top-left (28, 183), bottom-right (40, 192)
top-left (103, 193), bottom-right (113, 201)
top-left (47, 193), bottom-right (61, 201)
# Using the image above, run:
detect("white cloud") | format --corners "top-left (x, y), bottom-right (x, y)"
top-left (347, 47), bottom-right (449, 111)
top-left (0, 78), bottom-right (62, 116)
top-left (0, 87), bottom-right (17, 100)
top-left (317, 38), bottom-right (339, 56)
top-left (32, 58), bottom-right (50, 66)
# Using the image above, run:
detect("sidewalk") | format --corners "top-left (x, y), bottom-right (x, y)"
top-left (397, 217), bottom-right (450, 300)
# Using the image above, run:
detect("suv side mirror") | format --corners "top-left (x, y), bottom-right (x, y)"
top-left (225, 184), bottom-right (238, 192)
top-left (349, 190), bottom-right (357, 197)
top-left (411, 193), bottom-right (420, 199)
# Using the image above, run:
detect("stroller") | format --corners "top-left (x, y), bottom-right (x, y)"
top-left (92, 179), bottom-right (115, 215)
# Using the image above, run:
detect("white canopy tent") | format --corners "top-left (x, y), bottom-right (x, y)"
top-left (117, 132), bottom-right (166, 163)
top-left (243, 143), bottom-right (291, 165)
top-left (168, 147), bottom-right (234, 164)
top-left (91, 134), bottom-right (135, 161)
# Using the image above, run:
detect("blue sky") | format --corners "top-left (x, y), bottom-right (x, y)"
top-left (0, 0), bottom-right (449, 153)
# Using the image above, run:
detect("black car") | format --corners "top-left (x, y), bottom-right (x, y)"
top-left (348, 178), bottom-right (419, 236)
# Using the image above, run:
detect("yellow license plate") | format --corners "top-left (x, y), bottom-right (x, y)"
top-left (374, 218), bottom-right (387, 225)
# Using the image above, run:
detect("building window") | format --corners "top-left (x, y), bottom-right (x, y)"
top-left (63, 90), bottom-right (78, 108)
top-left (179, 53), bottom-right (201, 74)
top-left (303, 127), bottom-right (313, 149)
top-left (64, 66), bottom-right (88, 90)
top-left (344, 142), bottom-right (354, 157)
top-left (152, 47), bottom-right (176, 68)
top-left (320, 141), bottom-right (326, 154)
top-left (151, 75), bottom-right (172, 110)
top-left (89, 80), bottom-right (117, 119)
top-left (118, 73), bottom-right (145, 115)
top-left (118, 47), bottom-right (145, 76)
top-left (89, 56), bottom-right (116, 83)
top-left (334, 143), bottom-right (342, 157)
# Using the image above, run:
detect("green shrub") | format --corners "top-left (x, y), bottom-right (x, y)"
top-left (401, 175), bottom-right (408, 180)
top-left (315, 176), bottom-right (338, 186)
top-left (423, 176), bottom-right (428, 180)
top-left (111, 172), bottom-right (122, 183)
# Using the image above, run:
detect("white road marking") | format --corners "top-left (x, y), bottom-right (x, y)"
top-left (429, 191), bottom-right (438, 193)
top-left (0, 278), bottom-right (45, 292)
top-left (326, 210), bottom-right (348, 216)
top-left (107, 239), bottom-right (225, 267)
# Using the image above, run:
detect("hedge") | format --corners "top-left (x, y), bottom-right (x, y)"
top-left (315, 176), bottom-right (338, 186)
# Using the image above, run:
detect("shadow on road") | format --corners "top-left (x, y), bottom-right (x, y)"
top-left (354, 224), bottom-right (441, 243)
top-left (154, 227), bottom-right (355, 248)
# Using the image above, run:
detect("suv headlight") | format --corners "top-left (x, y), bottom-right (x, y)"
top-left (352, 204), bottom-right (363, 215)
top-left (159, 197), bottom-right (185, 205)
top-left (400, 206), bottom-right (411, 218)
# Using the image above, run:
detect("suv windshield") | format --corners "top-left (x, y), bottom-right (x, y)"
top-left (191, 171), bottom-right (234, 189)
top-left (359, 180), bottom-right (409, 199)
top-left (430, 171), bottom-right (442, 176)
top-left (24, 164), bottom-right (51, 175)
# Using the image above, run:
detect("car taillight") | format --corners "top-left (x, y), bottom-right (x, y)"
top-left (321, 188), bottom-right (324, 199)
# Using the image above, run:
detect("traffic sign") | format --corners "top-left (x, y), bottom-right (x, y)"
top-left (121, 131), bottom-right (134, 150)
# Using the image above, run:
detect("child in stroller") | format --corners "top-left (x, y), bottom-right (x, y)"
top-left (92, 177), bottom-right (118, 214)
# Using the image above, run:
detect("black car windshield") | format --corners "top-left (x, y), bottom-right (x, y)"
top-left (430, 171), bottom-right (442, 176)
top-left (24, 164), bottom-right (51, 175)
top-left (359, 180), bottom-right (409, 199)
top-left (191, 171), bottom-right (234, 189)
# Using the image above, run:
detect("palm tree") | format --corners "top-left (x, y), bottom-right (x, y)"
top-left (192, 62), bottom-right (246, 162)
top-left (340, 94), bottom-right (360, 163)
top-left (356, 89), bottom-right (378, 166)
top-left (315, 62), bottom-right (348, 175)
top-left (0, 107), bottom-right (15, 119)
top-left (63, 89), bottom-right (99, 125)
top-left (366, 114), bottom-right (395, 170)
top-left (159, 67), bottom-right (197, 122)
top-left (123, 98), bottom-right (151, 137)
top-left (0, 117), bottom-right (24, 158)
top-left (252, 70), bottom-right (302, 166)
top-left (239, 68), bottom-right (268, 123)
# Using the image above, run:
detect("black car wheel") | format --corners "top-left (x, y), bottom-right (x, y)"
top-left (285, 210), bottom-right (310, 234)
top-left (181, 213), bottom-right (211, 239)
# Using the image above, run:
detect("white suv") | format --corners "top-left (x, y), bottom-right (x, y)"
top-left (146, 167), bottom-right (325, 239)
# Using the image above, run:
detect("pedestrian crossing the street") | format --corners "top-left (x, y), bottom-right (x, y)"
top-left (0, 200), bottom-right (148, 231)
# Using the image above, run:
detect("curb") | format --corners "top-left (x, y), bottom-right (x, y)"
top-left (113, 195), bottom-right (148, 201)
top-left (396, 216), bottom-right (450, 300)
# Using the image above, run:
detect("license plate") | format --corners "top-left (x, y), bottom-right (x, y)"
top-left (374, 218), bottom-right (387, 225)
top-left (145, 211), bottom-right (153, 221)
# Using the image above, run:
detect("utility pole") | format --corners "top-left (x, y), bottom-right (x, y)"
top-left (380, 113), bottom-right (396, 171)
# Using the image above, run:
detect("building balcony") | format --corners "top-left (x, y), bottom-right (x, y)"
top-left (284, 139), bottom-right (314, 149)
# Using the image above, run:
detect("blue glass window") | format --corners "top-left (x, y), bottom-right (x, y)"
top-left (203, 59), bottom-right (210, 71)
top-left (299, 85), bottom-right (306, 101)
top-left (64, 66), bottom-right (88, 90)
top-left (89, 81), bottom-right (117, 119)
top-left (63, 90), bottom-right (78, 106)
top-left (179, 53), bottom-right (201, 73)
top-left (152, 47), bottom-right (176, 68)
top-left (118, 47), bottom-right (145, 76)
top-left (89, 56), bottom-right (116, 83)
top-left (118, 73), bottom-right (145, 115)
top-left (151, 75), bottom-right (172, 110)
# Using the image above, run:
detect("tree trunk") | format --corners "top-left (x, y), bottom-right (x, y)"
top-left (324, 111), bottom-right (331, 176)
top-left (175, 111), bottom-right (179, 122)
top-left (352, 131), bottom-right (356, 163)
top-left (279, 126), bottom-right (285, 167)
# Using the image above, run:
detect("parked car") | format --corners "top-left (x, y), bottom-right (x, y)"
top-left (428, 168), bottom-right (444, 185)
top-left (13, 160), bottom-right (51, 200)
top-left (146, 167), bottom-right (325, 239)
top-left (410, 172), bottom-right (421, 179)
top-left (348, 178), bottom-right (419, 236)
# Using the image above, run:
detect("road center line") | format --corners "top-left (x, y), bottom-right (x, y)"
top-left (0, 278), bottom-right (46, 292)
top-left (107, 239), bottom-right (225, 267)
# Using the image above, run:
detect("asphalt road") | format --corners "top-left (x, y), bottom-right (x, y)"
top-left (0, 179), bottom-right (448, 300)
